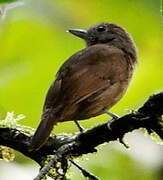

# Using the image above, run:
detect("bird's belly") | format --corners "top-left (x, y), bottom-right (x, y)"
top-left (78, 80), bottom-right (128, 120)
top-left (61, 80), bottom-right (130, 122)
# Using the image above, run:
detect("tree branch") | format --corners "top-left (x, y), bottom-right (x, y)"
top-left (0, 91), bottom-right (163, 179)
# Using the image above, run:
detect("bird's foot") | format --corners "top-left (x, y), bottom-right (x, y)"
top-left (104, 109), bottom-right (119, 119)
top-left (74, 120), bottom-right (85, 132)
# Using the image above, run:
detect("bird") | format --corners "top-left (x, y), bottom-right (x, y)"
top-left (30, 22), bottom-right (137, 151)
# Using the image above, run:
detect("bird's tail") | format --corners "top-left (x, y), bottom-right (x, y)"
top-left (30, 109), bottom-right (59, 151)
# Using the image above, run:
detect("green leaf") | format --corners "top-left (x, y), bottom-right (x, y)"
top-left (0, 0), bottom-right (18, 3)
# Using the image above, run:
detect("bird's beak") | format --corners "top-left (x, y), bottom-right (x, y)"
top-left (68, 29), bottom-right (88, 40)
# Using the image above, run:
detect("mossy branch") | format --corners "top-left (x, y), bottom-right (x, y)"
top-left (0, 92), bottom-right (163, 179)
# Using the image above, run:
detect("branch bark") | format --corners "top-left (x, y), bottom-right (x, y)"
top-left (0, 91), bottom-right (163, 179)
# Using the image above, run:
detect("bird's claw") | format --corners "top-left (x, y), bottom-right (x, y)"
top-left (104, 109), bottom-right (119, 119)
top-left (74, 120), bottom-right (85, 132)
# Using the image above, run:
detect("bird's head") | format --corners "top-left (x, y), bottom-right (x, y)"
top-left (68, 22), bottom-right (137, 61)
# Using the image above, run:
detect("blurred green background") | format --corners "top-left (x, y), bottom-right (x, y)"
top-left (0, 0), bottom-right (163, 179)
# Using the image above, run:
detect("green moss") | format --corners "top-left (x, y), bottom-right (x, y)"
top-left (0, 145), bottom-right (15, 161)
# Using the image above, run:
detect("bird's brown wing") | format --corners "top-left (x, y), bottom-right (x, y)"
top-left (57, 44), bottom-right (129, 119)
top-left (30, 44), bottom-right (128, 150)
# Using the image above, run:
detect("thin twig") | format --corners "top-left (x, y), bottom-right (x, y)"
top-left (70, 160), bottom-right (100, 180)
top-left (34, 154), bottom-right (61, 180)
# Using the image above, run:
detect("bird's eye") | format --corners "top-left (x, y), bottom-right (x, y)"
top-left (97, 26), bottom-right (106, 32)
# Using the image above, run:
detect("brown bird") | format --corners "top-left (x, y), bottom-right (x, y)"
top-left (30, 22), bottom-right (137, 151)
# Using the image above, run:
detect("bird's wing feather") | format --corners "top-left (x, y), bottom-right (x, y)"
top-left (57, 45), bottom-right (127, 105)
